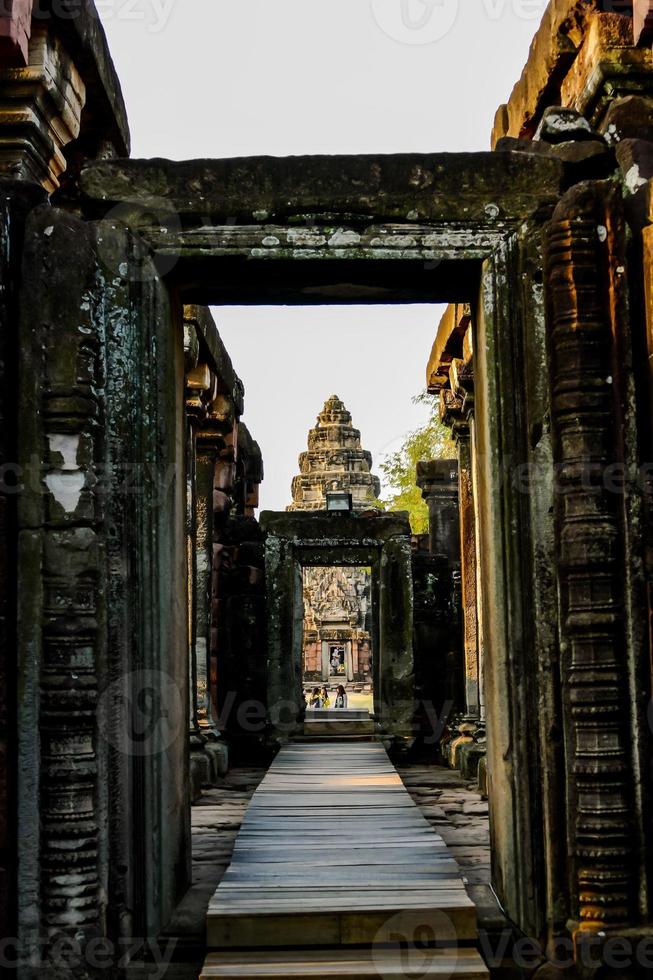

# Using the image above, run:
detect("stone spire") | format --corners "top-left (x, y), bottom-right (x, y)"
top-left (288, 395), bottom-right (381, 511)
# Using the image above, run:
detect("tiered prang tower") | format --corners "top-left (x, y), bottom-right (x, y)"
top-left (288, 395), bottom-right (381, 511)
top-left (289, 396), bottom-right (380, 686)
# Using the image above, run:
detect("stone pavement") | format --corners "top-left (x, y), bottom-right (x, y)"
top-left (164, 768), bottom-right (267, 944)
top-left (397, 764), bottom-right (506, 934)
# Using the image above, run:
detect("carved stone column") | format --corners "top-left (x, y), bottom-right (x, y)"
top-left (545, 182), bottom-right (638, 930)
top-left (184, 329), bottom-right (222, 795)
top-left (454, 431), bottom-right (480, 719)
top-left (447, 357), bottom-right (481, 723)
top-left (194, 435), bottom-right (222, 736)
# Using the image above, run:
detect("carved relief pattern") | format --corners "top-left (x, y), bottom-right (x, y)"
top-left (22, 212), bottom-right (105, 949)
top-left (546, 185), bottom-right (635, 927)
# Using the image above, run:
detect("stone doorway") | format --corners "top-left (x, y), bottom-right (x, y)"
top-left (302, 566), bottom-right (373, 683)
top-left (261, 510), bottom-right (413, 745)
top-left (301, 564), bottom-right (374, 713)
top-left (13, 149), bottom-right (568, 958)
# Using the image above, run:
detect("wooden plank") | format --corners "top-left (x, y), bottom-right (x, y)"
top-left (206, 742), bottom-right (479, 950)
top-left (200, 946), bottom-right (489, 979)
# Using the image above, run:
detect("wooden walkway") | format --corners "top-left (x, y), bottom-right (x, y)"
top-left (202, 743), bottom-right (488, 978)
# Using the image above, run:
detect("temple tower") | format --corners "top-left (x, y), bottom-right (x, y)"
top-left (288, 395), bottom-right (381, 511)
top-left (289, 397), bottom-right (380, 688)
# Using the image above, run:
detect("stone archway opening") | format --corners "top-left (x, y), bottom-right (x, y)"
top-left (12, 148), bottom-right (570, 966)
top-left (301, 565), bottom-right (374, 702)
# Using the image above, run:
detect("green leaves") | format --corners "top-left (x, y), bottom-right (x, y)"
top-left (378, 393), bottom-right (455, 534)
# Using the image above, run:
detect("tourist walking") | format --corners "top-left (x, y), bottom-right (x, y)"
top-left (334, 685), bottom-right (347, 709)
top-left (321, 685), bottom-right (331, 709)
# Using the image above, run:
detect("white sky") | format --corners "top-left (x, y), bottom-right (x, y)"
top-left (97, 0), bottom-right (546, 511)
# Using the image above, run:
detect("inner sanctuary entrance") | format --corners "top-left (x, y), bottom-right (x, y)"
top-left (301, 565), bottom-right (374, 690)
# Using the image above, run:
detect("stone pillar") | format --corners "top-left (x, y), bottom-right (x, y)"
top-left (456, 431), bottom-right (480, 720)
top-left (468, 414), bottom-right (486, 724)
top-left (428, 330), bottom-right (486, 773)
top-left (546, 181), bottom-right (639, 930)
top-left (184, 308), bottom-right (245, 786)
top-left (194, 438), bottom-right (221, 735)
top-left (449, 355), bottom-right (484, 725)
top-left (415, 459), bottom-right (460, 560)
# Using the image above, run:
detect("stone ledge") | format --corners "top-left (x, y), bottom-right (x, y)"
top-left (45, 0), bottom-right (129, 156)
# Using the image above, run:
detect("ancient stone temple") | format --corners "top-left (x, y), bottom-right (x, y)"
top-left (288, 395), bottom-right (381, 511)
top-left (302, 566), bottom-right (372, 684)
top-left (289, 398), bottom-right (378, 686)
top-left (8, 2), bottom-right (653, 977)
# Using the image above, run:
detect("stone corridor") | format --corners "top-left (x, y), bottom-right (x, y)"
top-left (6, 2), bottom-right (653, 977)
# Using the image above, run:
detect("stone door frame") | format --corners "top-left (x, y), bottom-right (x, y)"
top-left (11, 150), bottom-right (566, 946)
top-left (261, 511), bottom-right (414, 746)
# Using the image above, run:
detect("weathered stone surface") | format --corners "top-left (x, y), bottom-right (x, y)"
top-left (416, 460), bottom-right (460, 560)
top-left (186, 305), bottom-right (245, 419)
top-left (491, 0), bottom-right (603, 145)
top-left (615, 136), bottom-right (653, 188)
top-left (545, 180), bottom-right (640, 928)
top-left (615, 137), bottom-right (653, 223)
top-left (79, 152), bottom-right (564, 227)
top-left (535, 105), bottom-right (599, 142)
top-left (289, 395), bottom-right (381, 512)
top-left (0, 24), bottom-right (86, 190)
top-left (549, 137), bottom-right (615, 180)
top-left (494, 136), bottom-right (554, 156)
top-left (0, 2), bottom-right (129, 192)
top-left (426, 304), bottom-right (471, 392)
top-left (492, 7), bottom-right (653, 145)
top-left (601, 93), bottom-right (653, 143)
top-left (0, 0), bottom-right (31, 63)
top-left (0, 179), bottom-right (45, 941)
top-left (48, 0), bottom-right (129, 158)
top-left (635, 0), bottom-right (653, 46)
top-left (560, 12), bottom-right (653, 122)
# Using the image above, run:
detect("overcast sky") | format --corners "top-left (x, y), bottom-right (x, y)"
top-left (98, 0), bottom-right (546, 511)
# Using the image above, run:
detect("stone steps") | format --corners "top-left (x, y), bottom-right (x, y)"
top-left (200, 947), bottom-right (489, 978)
top-left (303, 709), bottom-right (375, 737)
